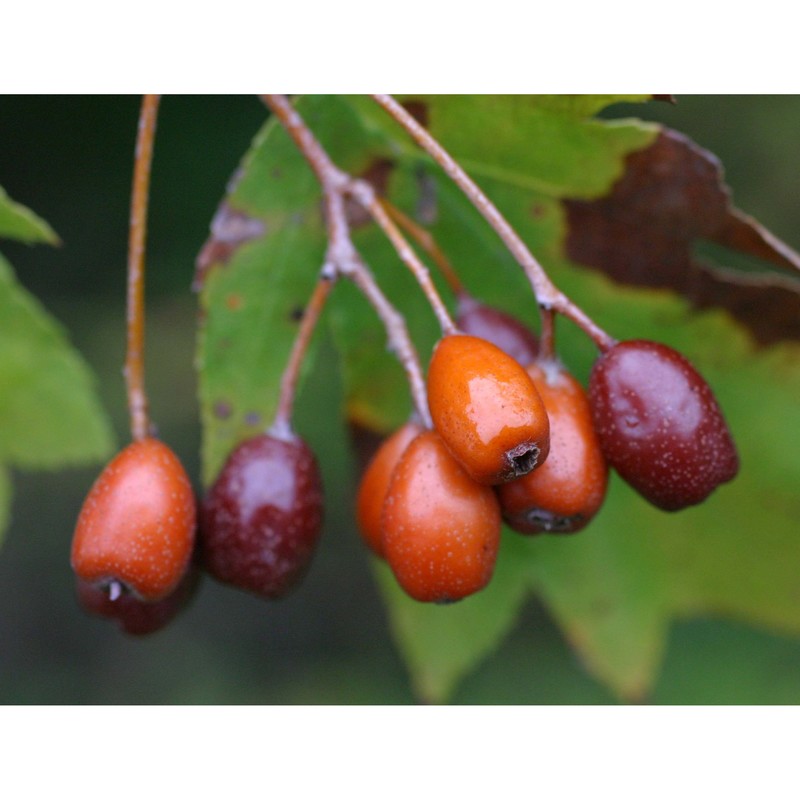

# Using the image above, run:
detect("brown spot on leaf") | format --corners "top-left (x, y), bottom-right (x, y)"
top-left (344, 158), bottom-right (396, 228)
top-left (214, 401), bottom-right (233, 420)
top-left (402, 100), bottom-right (429, 128)
top-left (225, 293), bottom-right (243, 311)
top-left (565, 128), bottom-right (800, 346)
top-left (194, 202), bottom-right (266, 290)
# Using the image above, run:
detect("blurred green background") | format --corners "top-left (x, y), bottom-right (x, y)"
top-left (1, 95), bottom-right (799, 704)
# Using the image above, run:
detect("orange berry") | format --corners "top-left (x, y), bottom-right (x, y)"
top-left (382, 429), bottom-right (501, 603)
top-left (498, 361), bottom-right (608, 533)
top-left (427, 333), bottom-right (550, 485)
top-left (356, 420), bottom-right (423, 558)
top-left (71, 437), bottom-right (197, 602)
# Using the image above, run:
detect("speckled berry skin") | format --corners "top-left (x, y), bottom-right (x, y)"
top-left (356, 420), bottom-right (423, 558)
top-left (427, 333), bottom-right (550, 486)
top-left (76, 567), bottom-right (200, 636)
top-left (589, 339), bottom-right (739, 511)
top-left (71, 437), bottom-right (197, 602)
top-left (499, 360), bottom-right (608, 534)
top-left (455, 293), bottom-right (539, 366)
top-left (199, 432), bottom-right (324, 599)
top-left (382, 430), bottom-right (501, 603)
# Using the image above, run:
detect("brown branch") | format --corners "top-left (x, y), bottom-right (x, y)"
top-left (371, 94), bottom-right (616, 352)
top-left (125, 94), bottom-right (160, 442)
top-left (379, 198), bottom-right (465, 296)
top-left (262, 94), bottom-right (433, 429)
top-left (270, 272), bottom-right (335, 438)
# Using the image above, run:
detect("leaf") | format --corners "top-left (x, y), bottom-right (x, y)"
top-left (0, 254), bottom-right (113, 468)
top-left (199, 95), bottom-right (800, 704)
top-left (564, 128), bottom-right (800, 346)
top-left (197, 96), bottom-right (397, 483)
top-left (0, 185), bottom-right (60, 245)
top-left (374, 531), bottom-right (531, 703)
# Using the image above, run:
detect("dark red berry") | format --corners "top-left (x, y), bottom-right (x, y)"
top-left (455, 293), bottom-right (539, 366)
top-left (71, 437), bottom-right (197, 602)
top-left (589, 339), bottom-right (739, 511)
top-left (199, 432), bottom-right (324, 599)
top-left (76, 567), bottom-right (200, 636)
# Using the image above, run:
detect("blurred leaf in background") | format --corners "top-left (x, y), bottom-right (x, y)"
top-left (0, 187), bottom-right (113, 552)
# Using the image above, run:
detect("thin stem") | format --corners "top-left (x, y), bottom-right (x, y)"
top-left (371, 94), bottom-right (616, 352)
top-left (262, 94), bottom-right (433, 428)
top-left (538, 306), bottom-right (556, 362)
top-left (125, 94), bottom-right (160, 442)
top-left (270, 272), bottom-right (335, 438)
top-left (379, 198), bottom-right (465, 297)
top-left (349, 182), bottom-right (456, 335)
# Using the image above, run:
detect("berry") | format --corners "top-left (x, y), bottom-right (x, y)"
top-left (455, 293), bottom-right (539, 366)
top-left (589, 339), bottom-right (739, 511)
top-left (382, 429), bottom-right (501, 603)
top-left (427, 333), bottom-right (550, 485)
top-left (498, 360), bottom-right (608, 533)
top-left (71, 437), bottom-right (197, 602)
top-left (199, 431), bottom-right (324, 599)
top-left (356, 420), bottom-right (423, 558)
top-left (76, 567), bottom-right (200, 636)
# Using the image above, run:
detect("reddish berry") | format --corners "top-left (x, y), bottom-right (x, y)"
top-left (499, 360), bottom-right (608, 533)
top-left (427, 333), bottom-right (550, 485)
top-left (382, 429), bottom-right (501, 603)
top-left (455, 293), bottom-right (539, 366)
top-left (356, 420), bottom-right (423, 558)
top-left (589, 339), bottom-right (739, 511)
top-left (199, 432), bottom-right (324, 599)
top-left (75, 567), bottom-right (200, 636)
top-left (71, 437), bottom-right (197, 602)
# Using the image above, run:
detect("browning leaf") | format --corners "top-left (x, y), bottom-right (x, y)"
top-left (565, 128), bottom-right (800, 346)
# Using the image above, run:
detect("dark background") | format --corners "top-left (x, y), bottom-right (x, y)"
top-left (2, 95), bottom-right (800, 704)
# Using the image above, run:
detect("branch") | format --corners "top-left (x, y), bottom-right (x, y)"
top-left (262, 94), bottom-right (433, 429)
top-left (371, 94), bottom-right (616, 352)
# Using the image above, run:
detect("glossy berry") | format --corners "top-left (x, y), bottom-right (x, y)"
top-left (499, 360), bottom-right (608, 533)
top-left (200, 432), bottom-right (324, 599)
top-left (455, 292), bottom-right (539, 366)
top-left (76, 567), bottom-right (200, 636)
top-left (71, 437), bottom-right (197, 602)
top-left (356, 420), bottom-right (423, 558)
top-left (427, 333), bottom-right (550, 485)
top-left (589, 339), bottom-right (739, 511)
top-left (382, 429), bottom-right (501, 603)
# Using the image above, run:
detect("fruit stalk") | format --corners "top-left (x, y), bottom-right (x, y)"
top-left (371, 94), bottom-right (616, 352)
top-left (125, 93), bottom-right (160, 442)
top-left (271, 271), bottom-right (335, 437)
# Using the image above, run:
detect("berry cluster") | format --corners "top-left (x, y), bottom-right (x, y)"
top-left (68, 93), bottom-right (740, 634)
top-left (356, 300), bottom-right (739, 604)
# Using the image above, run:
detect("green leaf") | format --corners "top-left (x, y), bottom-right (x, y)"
top-left (374, 531), bottom-right (531, 703)
top-left (0, 185), bottom-right (60, 245)
top-left (0, 254), bottom-right (113, 468)
top-left (200, 95), bottom-right (800, 704)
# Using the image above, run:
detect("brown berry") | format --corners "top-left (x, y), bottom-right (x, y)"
top-left (382, 429), bottom-right (501, 603)
top-left (499, 360), bottom-right (608, 533)
top-left (427, 333), bottom-right (550, 485)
